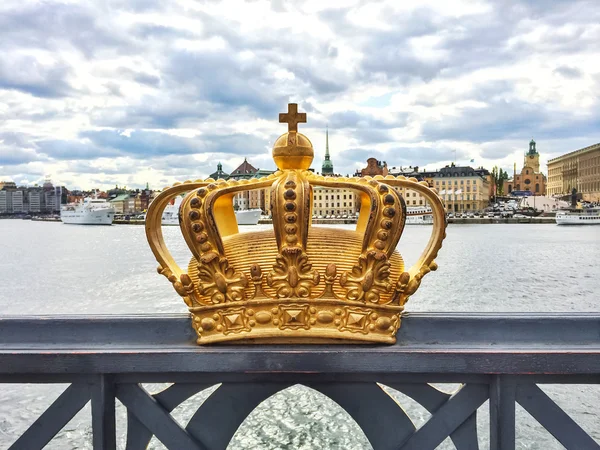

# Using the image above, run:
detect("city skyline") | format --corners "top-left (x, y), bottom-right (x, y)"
top-left (1, 0), bottom-right (599, 190)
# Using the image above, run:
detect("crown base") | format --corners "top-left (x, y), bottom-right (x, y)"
top-left (189, 298), bottom-right (403, 345)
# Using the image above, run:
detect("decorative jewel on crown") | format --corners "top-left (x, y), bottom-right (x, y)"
top-left (146, 103), bottom-right (447, 344)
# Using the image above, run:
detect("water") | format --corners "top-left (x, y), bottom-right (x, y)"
top-left (0, 220), bottom-right (599, 449)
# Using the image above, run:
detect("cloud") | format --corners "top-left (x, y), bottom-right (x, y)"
top-left (0, 0), bottom-right (598, 190)
top-left (554, 65), bottom-right (583, 79)
top-left (78, 130), bottom-right (270, 158)
top-left (0, 2), bottom-right (133, 57)
top-left (321, 111), bottom-right (408, 130)
top-left (0, 54), bottom-right (74, 98)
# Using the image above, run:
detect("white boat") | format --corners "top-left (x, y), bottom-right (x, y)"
top-left (162, 196), bottom-right (183, 226)
top-left (161, 198), bottom-right (261, 226)
top-left (406, 206), bottom-right (433, 225)
top-left (61, 198), bottom-right (115, 225)
top-left (235, 209), bottom-right (261, 225)
top-left (555, 207), bottom-right (600, 225)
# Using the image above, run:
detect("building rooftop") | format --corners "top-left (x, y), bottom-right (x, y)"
top-left (110, 194), bottom-right (130, 202)
top-left (230, 158), bottom-right (258, 178)
top-left (547, 143), bottom-right (600, 163)
top-left (208, 162), bottom-right (229, 180)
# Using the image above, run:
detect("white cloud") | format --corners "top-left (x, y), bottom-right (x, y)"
top-left (0, 0), bottom-right (598, 190)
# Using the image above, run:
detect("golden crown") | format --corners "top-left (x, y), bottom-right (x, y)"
top-left (146, 104), bottom-right (447, 344)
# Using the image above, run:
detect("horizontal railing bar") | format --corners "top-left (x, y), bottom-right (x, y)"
top-left (1, 373), bottom-right (599, 385)
top-left (0, 351), bottom-right (600, 375)
top-left (1, 313), bottom-right (600, 348)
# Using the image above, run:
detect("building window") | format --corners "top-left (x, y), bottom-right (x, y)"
top-left (535, 183), bottom-right (540, 192)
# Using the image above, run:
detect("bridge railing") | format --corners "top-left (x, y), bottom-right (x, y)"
top-left (1, 312), bottom-right (599, 450)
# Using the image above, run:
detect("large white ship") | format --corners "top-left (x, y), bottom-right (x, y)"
top-left (406, 206), bottom-right (433, 225)
top-left (61, 198), bottom-right (115, 225)
top-left (555, 207), bottom-right (600, 225)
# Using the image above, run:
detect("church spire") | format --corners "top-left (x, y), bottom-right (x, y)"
top-left (321, 125), bottom-right (334, 175)
top-left (325, 125), bottom-right (330, 159)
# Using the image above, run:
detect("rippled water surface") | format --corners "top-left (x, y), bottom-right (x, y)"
top-left (0, 220), bottom-right (599, 449)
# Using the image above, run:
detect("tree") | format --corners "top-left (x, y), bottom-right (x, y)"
top-left (491, 166), bottom-right (510, 196)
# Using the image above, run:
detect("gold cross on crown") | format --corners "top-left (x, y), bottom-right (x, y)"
top-left (279, 103), bottom-right (307, 133)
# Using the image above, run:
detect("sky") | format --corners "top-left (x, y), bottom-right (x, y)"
top-left (0, 0), bottom-right (599, 190)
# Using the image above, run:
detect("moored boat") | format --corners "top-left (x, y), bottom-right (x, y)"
top-left (555, 207), bottom-right (600, 225)
top-left (161, 196), bottom-right (183, 226)
top-left (235, 209), bottom-right (261, 225)
top-left (406, 206), bottom-right (433, 225)
top-left (61, 198), bottom-right (115, 225)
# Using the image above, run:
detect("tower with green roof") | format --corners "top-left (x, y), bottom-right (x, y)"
top-left (525, 139), bottom-right (540, 173)
top-left (321, 126), bottom-right (334, 176)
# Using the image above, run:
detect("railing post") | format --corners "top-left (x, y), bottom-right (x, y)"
top-left (490, 375), bottom-right (516, 450)
top-left (91, 374), bottom-right (116, 450)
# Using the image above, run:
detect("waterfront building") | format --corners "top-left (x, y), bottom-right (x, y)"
top-left (547, 143), bottom-right (600, 202)
top-left (28, 188), bottom-right (42, 213)
top-left (0, 184), bottom-right (63, 214)
top-left (43, 189), bottom-right (62, 213)
top-left (124, 194), bottom-right (142, 214)
top-left (503, 140), bottom-right (547, 195)
top-left (355, 159), bottom-right (430, 208)
top-left (225, 159), bottom-right (275, 215)
top-left (0, 184), bottom-right (27, 213)
top-left (0, 190), bottom-right (8, 213)
top-left (423, 164), bottom-right (491, 213)
top-left (388, 165), bottom-right (432, 207)
top-left (140, 184), bottom-right (153, 211)
top-left (312, 186), bottom-right (357, 217)
top-left (0, 181), bottom-right (16, 190)
top-left (11, 190), bottom-right (25, 213)
top-left (109, 194), bottom-right (129, 214)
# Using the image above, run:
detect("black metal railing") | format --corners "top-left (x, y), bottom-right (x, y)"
top-left (1, 313), bottom-right (599, 449)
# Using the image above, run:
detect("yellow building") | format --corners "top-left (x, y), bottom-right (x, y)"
top-left (357, 159), bottom-right (430, 208)
top-left (312, 186), bottom-right (357, 217)
top-left (425, 165), bottom-right (491, 212)
top-left (547, 143), bottom-right (600, 202)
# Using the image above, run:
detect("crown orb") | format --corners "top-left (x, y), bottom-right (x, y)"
top-left (273, 132), bottom-right (314, 170)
